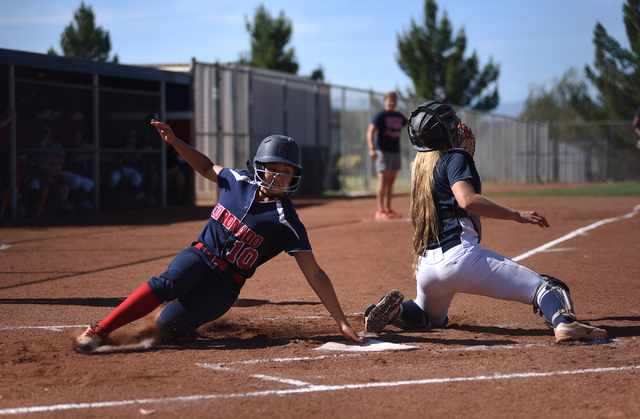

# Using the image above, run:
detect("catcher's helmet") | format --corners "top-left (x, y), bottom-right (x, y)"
top-left (407, 101), bottom-right (460, 152)
top-left (253, 135), bottom-right (302, 193)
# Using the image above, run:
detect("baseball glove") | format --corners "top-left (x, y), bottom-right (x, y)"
top-left (458, 122), bottom-right (476, 157)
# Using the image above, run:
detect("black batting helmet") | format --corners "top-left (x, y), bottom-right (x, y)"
top-left (407, 101), bottom-right (460, 152)
top-left (253, 135), bottom-right (302, 193)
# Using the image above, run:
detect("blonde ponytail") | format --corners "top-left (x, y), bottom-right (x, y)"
top-left (410, 151), bottom-right (442, 273)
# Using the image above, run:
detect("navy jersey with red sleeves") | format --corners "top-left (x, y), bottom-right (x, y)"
top-left (196, 168), bottom-right (311, 279)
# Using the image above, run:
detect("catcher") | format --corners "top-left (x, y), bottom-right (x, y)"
top-left (75, 120), bottom-right (366, 353)
top-left (364, 101), bottom-right (607, 344)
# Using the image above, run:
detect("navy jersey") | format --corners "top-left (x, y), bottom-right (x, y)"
top-left (371, 110), bottom-right (407, 153)
top-left (196, 168), bottom-right (311, 279)
top-left (429, 150), bottom-right (481, 249)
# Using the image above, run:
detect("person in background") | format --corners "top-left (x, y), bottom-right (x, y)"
top-left (63, 129), bottom-right (95, 214)
top-left (435, 92), bottom-right (450, 104)
top-left (0, 109), bottom-right (16, 129)
top-left (632, 105), bottom-right (640, 150)
top-left (366, 92), bottom-right (408, 219)
top-left (30, 126), bottom-right (94, 215)
top-left (107, 130), bottom-right (146, 203)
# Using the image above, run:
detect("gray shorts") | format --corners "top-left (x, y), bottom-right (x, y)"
top-left (376, 150), bottom-right (401, 172)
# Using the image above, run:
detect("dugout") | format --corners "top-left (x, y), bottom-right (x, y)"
top-left (0, 48), bottom-right (191, 221)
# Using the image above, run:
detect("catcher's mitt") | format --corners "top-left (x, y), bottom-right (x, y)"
top-left (457, 122), bottom-right (475, 157)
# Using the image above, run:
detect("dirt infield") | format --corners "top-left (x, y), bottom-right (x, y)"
top-left (1, 188), bottom-right (640, 418)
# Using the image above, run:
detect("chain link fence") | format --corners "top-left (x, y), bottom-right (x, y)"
top-left (4, 51), bottom-right (640, 223)
top-left (326, 86), bottom-right (640, 194)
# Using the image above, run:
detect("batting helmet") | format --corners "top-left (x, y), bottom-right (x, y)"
top-left (253, 135), bottom-right (302, 193)
top-left (407, 101), bottom-right (460, 152)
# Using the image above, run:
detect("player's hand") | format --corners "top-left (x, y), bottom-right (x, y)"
top-left (150, 119), bottom-right (175, 143)
top-left (369, 149), bottom-right (378, 160)
top-left (516, 211), bottom-right (549, 228)
top-left (340, 323), bottom-right (369, 344)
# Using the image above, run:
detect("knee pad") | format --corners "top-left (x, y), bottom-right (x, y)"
top-left (533, 275), bottom-right (576, 326)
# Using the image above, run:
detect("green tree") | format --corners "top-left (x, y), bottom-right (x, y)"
top-left (521, 68), bottom-right (597, 122)
top-left (396, 0), bottom-right (500, 110)
top-left (584, 0), bottom-right (640, 121)
top-left (239, 4), bottom-right (298, 74)
top-left (48, 2), bottom-right (118, 62)
top-left (309, 64), bottom-right (324, 82)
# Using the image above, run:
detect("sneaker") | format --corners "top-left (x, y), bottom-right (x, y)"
top-left (375, 210), bottom-right (392, 220)
top-left (387, 210), bottom-right (403, 218)
top-left (75, 324), bottom-right (112, 353)
top-left (364, 290), bottom-right (404, 333)
top-left (554, 321), bottom-right (607, 344)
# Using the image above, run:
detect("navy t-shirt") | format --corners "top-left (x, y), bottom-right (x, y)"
top-left (196, 168), bottom-right (311, 279)
top-left (428, 150), bottom-right (481, 249)
top-left (371, 110), bottom-right (407, 153)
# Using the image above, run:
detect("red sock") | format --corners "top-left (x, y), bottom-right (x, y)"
top-left (98, 283), bottom-right (160, 333)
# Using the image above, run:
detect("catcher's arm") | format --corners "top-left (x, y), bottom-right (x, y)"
top-left (452, 179), bottom-right (549, 228)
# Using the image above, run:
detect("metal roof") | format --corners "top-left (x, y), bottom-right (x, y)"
top-left (0, 48), bottom-right (191, 84)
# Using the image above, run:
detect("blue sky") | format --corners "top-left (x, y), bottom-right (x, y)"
top-left (0, 0), bottom-right (629, 116)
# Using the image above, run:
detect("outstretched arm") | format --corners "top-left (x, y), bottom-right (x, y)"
top-left (452, 179), bottom-right (549, 228)
top-left (294, 251), bottom-right (368, 343)
top-left (151, 119), bottom-right (222, 183)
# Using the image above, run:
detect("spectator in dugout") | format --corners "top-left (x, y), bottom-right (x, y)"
top-left (107, 130), bottom-right (146, 205)
top-left (28, 126), bottom-right (94, 215)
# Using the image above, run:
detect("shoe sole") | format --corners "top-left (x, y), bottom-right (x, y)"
top-left (73, 339), bottom-right (100, 354)
top-left (555, 324), bottom-right (607, 344)
top-left (365, 290), bottom-right (404, 333)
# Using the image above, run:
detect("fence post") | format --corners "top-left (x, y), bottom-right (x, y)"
top-left (160, 80), bottom-right (167, 208)
top-left (7, 65), bottom-right (16, 221)
top-left (340, 87), bottom-right (347, 194)
top-left (609, 123), bottom-right (615, 181)
top-left (92, 74), bottom-right (100, 214)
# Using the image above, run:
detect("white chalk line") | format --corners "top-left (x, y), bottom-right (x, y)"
top-left (512, 204), bottom-right (640, 262)
top-left (2, 364), bottom-right (639, 415)
top-left (0, 325), bottom-right (86, 331)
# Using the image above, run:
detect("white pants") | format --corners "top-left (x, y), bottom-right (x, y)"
top-left (414, 218), bottom-right (541, 326)
top-left (109, 167), bottom-right (142, 188)
top-left (59, 170), bottom-right (94, 192)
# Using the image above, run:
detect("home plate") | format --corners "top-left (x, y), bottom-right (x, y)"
top-left (315, 338), bottom-right (418, 352)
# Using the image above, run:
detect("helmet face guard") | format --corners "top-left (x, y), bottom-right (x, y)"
top-left (253, 135), bottom-right (302, 193)
top-left (407, 101), bottom-right (460, 152)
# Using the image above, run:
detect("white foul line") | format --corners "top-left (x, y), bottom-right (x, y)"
top-left (1, 364), bottom-right (639, 415)
top-left (512, 204), bottom-right (640, 262)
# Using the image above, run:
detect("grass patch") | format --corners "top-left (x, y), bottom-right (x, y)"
top-left (486, 182), bottom-right (640, 197)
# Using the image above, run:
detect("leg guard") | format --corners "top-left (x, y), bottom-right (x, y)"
top-left (533, 275), bottom-right (576, 327)
top-left (390, 300), bottom-right (449, 330)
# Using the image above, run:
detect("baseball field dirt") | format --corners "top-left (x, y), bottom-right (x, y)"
top-left (1, 185), bottom-right (639, 418)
